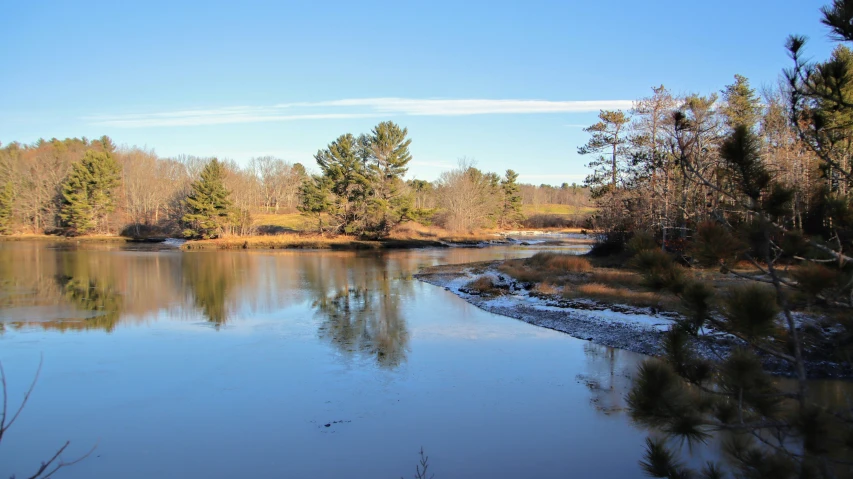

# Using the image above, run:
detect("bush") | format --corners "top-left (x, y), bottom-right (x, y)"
top-left (791, 262), bottom-right (838, 301)
top-left (630, 249), bottom-right (685, 293)
top-left (589, 231), bottom-right (629, 256)
top-left (627, 231), bottom-right (658, 255)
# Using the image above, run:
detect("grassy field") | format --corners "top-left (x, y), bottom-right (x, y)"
top-left (253, 213), bottom-right (317, 233)
top-left (521, 204), bottom-right (595, 216)
top-left (253, 205), bottom-right (594, 235)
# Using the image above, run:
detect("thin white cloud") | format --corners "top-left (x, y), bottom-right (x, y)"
top-left (85, 97), bottom-right (632, 128)
top-left (277, 98), bottom-right (633, 116)
top-left (85, 109), bottom-right (380, 128)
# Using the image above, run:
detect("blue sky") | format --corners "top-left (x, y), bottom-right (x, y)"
top-left (0, 0), bottom-right (837, 184)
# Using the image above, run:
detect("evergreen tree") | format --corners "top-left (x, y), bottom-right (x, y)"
top-left (0, 182), bottom-right (13, 235)
top-left (368, 121), bottom-right (413, 233)
top-left (182, 158), bottom-right (234, 239)
top-left (298, 175), bottom-right (334, 234)
top-left (499, 169), bottom-right (523, 228)
top-left (315, 133), bottom-right (373, 234)
top-left (579, 110), bottom-right (630, 198)
top-left (59, 150), bottom-right (121, 234)
top-left (720, 74), bottom-right (762, 130)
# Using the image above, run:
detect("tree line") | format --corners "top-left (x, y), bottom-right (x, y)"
top-left (0, 122), bottom-right (588, 238)
top-left (0, 137), bottom-right (306, 237)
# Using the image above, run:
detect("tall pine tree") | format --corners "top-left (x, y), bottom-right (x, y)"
top-left (499, 169), bottom-right (523, 228)
top-left (59, 150), bottom-right (121, 235)
top-left (315, 133), bottom-right (373, 234)
top-left (368, 121), bottom-right (413, 233)
top-left (182, 158), bottom-right (234, 239)
top-left (720, 74), bottom-right (762, 130)
top-left (298, 175), bottom-right (334, 234)
top-left (579, 110), bottom-right (630, 198)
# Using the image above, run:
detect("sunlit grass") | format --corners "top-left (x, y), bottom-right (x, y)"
top-left (521, 204), bottom-right (595, 215)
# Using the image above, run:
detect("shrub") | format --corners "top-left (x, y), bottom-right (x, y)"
top-left (630, 249), bottom-right (686, 293)
top-left (627, 231), bottom-right (658, 256)
top-left (791, 262), bottom-right (838, 301)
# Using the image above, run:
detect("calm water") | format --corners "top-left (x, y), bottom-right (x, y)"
top-left (0, 241), bottom-right (845, 478)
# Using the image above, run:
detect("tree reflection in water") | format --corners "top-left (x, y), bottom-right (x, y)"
top-left (300, 253), bottom-right (410, 368)
top-left (181, 253), bottom-right (239, 328)
top-left (578, 342), bottom-right (638, 415)
top-left (51, 250), bottom-right (123, 332)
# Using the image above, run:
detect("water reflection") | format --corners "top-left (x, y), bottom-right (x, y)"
top-left (182, 253), bottom-right (239, 327)
top-left (579, 343), bottom-right (637, 415)
top-left (1, 241), bottom-right (852, 479)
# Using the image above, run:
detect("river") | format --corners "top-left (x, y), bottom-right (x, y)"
top-left (0, 241), bottom-right (847, 478)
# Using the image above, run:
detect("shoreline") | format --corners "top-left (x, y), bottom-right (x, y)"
top-left (415, 261), bottom-right (852, 379)
top-left (0, 230), bottom-right (593, 252)
top-left (0, 234), bottom-right (132, 243)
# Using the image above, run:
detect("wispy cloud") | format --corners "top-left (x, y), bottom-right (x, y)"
top-left (85, 98), bottom-right (633, 128)
top-left (84, 108), bottom-right (379, 128)
top-left (276, 98), bottom-right (633, 116)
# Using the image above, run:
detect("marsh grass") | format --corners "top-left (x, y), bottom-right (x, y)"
top-left (498, 253), bottom-right (679, 310)
top-left (463, 276), bottom-right (504, 296)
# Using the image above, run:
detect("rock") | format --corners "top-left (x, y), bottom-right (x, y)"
top-left (324, 424), bottom-right (331, 427)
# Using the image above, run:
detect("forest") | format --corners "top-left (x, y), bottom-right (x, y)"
top-left (0, 123), bottom-right (588, 240)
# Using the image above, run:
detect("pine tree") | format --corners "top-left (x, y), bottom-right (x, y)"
top-left (298, 175), bottom-right (334, 234)
top-left (368, 121), bottom-right (413, 233)
top-left (0, 182), bottom-right (13, 235)
top-left (499, 169), bottom-right (523, 228)
top-left (315, 133), bottom-right (373, 234)
top-left (182, 158), bottom-right (234, 239)
top-left (59, 150), bottom-right (121, 235)
top-left (720, 74), bottom-right (762, 130)
top-left (579, 109), bottom-right (630, 198)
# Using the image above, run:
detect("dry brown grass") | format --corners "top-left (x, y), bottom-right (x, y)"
top-left (589, 269), bottom-right (643, 288)
top-left (463, 276), bottom-right (503, 296)
top-left (567, 283), bottom-right (678, 309)
top-left (527, 252), bottom-right (592, 272)
top-left (495, 252), bottom-right (680, 310)
top-left (389, 222), bottom-right (499, 244)
top-left (497, 261), bottom-right (548, 284)
top-left (535, 282), bottom-right (562, 295)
